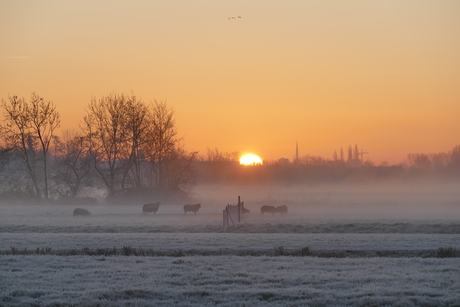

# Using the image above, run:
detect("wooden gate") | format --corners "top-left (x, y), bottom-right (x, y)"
top-left (223, 196), bottom-right (244, 232)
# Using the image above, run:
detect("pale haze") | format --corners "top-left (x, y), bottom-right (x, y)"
top-left (1, 0), bottom-right (459, 164)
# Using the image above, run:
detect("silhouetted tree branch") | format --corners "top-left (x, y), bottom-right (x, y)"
top-left (0, 93), bottom-right (60, 198)
top-left (53, 130), bottom-right (92, 197)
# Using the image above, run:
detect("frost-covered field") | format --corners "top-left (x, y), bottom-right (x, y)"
top-left (2, 233), bottom-right (460, 254)
top-left (1, 256), bottom-right (459, 306)
top-left (1, 183), bottom-right (460, 306)
top-left (1, 199), bottom-right (460, 234)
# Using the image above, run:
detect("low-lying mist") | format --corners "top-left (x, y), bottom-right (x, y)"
top-left (193, 180), bottom-right (460, 220)
top-left (1, 180), bottom-right (459, 230)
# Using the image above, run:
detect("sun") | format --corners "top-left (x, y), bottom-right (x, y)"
top-left (239, 154), bottom-right (263, 165)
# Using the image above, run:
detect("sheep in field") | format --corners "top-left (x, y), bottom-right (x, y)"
top-left (184, 203), bottom-right (201, 215)
top-left (143, 202), bottom-right (161, 215)
top-left (260, 205), bottom-right (277, 216)
top-left (73, 208), bottom-right (91, 217)
top-left (276, 205), bottom-right (288, 214)
top-left (260, 205), bottom-right (288, 216)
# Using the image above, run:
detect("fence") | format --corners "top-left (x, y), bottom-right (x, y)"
top-left (223, 196), bottom-right (244, 232)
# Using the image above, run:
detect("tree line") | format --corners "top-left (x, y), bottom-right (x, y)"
top-left (1, 92), bottom-right (459, 201)
top-left (0, 92), bottom-right (197, 201)
top-left (196, 144), bottom-right (460, 184)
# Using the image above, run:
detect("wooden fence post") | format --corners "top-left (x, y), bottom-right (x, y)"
top-left (223, 209), bottom-right (227, 232)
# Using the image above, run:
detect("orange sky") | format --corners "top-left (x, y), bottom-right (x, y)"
top-left (1, 0), bottom-right (459, 165)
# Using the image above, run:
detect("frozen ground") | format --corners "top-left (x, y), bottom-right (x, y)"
top-left (1, 256), bottom-right (459, 306)
top-left (2, 232), bottom-right (460, 254)
top-left (1, 183), bottom-right (459, 306)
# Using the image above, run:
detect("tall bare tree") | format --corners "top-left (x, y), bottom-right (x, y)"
top-left (53, 130), bottom-right (91, 197)
top-left (163, 145), bottom-right (198, 193)
top-left (0, 96), bottom-right (36, 194)
top-left (143, 101), bottom-right (178, 189)
top-left (0, 93), bottom-right (60, 198)
top-left (83, 93), bottom-right (131, 196)
top-left (122, 94), bottom-right (149, 188)
top-left (28, 93), bottom-right (61, 198)
top-left (83, 94), bottom-right (196, 197)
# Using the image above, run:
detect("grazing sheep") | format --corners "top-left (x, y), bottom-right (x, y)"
top-left (260, 205), bottom-right (278, 216)
top-left (276, 205), bottom-right (288, 214)
top-left (73, 208), bottom-right (91, 217)
top-left (242, 206), bottom-right (250, 214)
top-left (143, 202), bottom-right (161, 215)
top-left (184, 203), bottom-right (201, 215)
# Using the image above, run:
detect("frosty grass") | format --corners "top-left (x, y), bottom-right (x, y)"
top-left (1, 202), bottom-right (459, 306)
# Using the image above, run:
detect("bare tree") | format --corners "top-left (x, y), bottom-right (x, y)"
top-left (0, 145), bottom-right (18, 195)
top-left (143, 101), bottom-right (178, 189)
top-left (28, 93), bottom-right (61, 198)
top-left (53, 130), bottom-right (91, 197)
top-left (0, 93), bottom-right (60, 198)
top-left (0, 146), bottom-right (10, 170)
top-left (406, 153), bottom-right (431, 169)
top-left (163, 145), bottom-right (198, 193)
top-left (301, 155), bottom-right (326, 166)
top-left (0, 96), bottom-right (38, 196)
top-left (205, 147), bottom-right (239, 162)
top-left (122, 94), bottom-right (149, 188)
top-left (83, 93), bottom-right (131, 196)
top-left (83, 94), bottom-right (196, 197)
top-left (138, 100), bottom-right (197, 193)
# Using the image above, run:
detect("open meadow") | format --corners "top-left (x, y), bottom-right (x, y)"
top-left (1, 182), bottom-right (460, 306)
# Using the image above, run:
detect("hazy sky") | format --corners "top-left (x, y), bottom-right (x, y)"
top-left (1, 0), bottom-right (459, 164)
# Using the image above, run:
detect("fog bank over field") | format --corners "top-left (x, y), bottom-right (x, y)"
top-left (1, 180), bottom-right (460, 235)
top-left (1, 180), bottom-right (459, 221)
top-left (193, 181), bottom-right (460, 220)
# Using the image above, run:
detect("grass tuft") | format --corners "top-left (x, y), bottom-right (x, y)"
top-left (436, 247), bottom-right (459, 258)
top-left (273, 246), bottom-right (286, 256)
top-left (292, 247), bottom-right (311, 256)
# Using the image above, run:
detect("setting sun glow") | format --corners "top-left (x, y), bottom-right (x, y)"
top-left (239, 154), bottom-right (263, 166)
top-left (1, 2), bottom-right (460, 165)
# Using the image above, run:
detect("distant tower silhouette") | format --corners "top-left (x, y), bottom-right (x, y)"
top-left (295, 141), bottom-right (299, 163)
